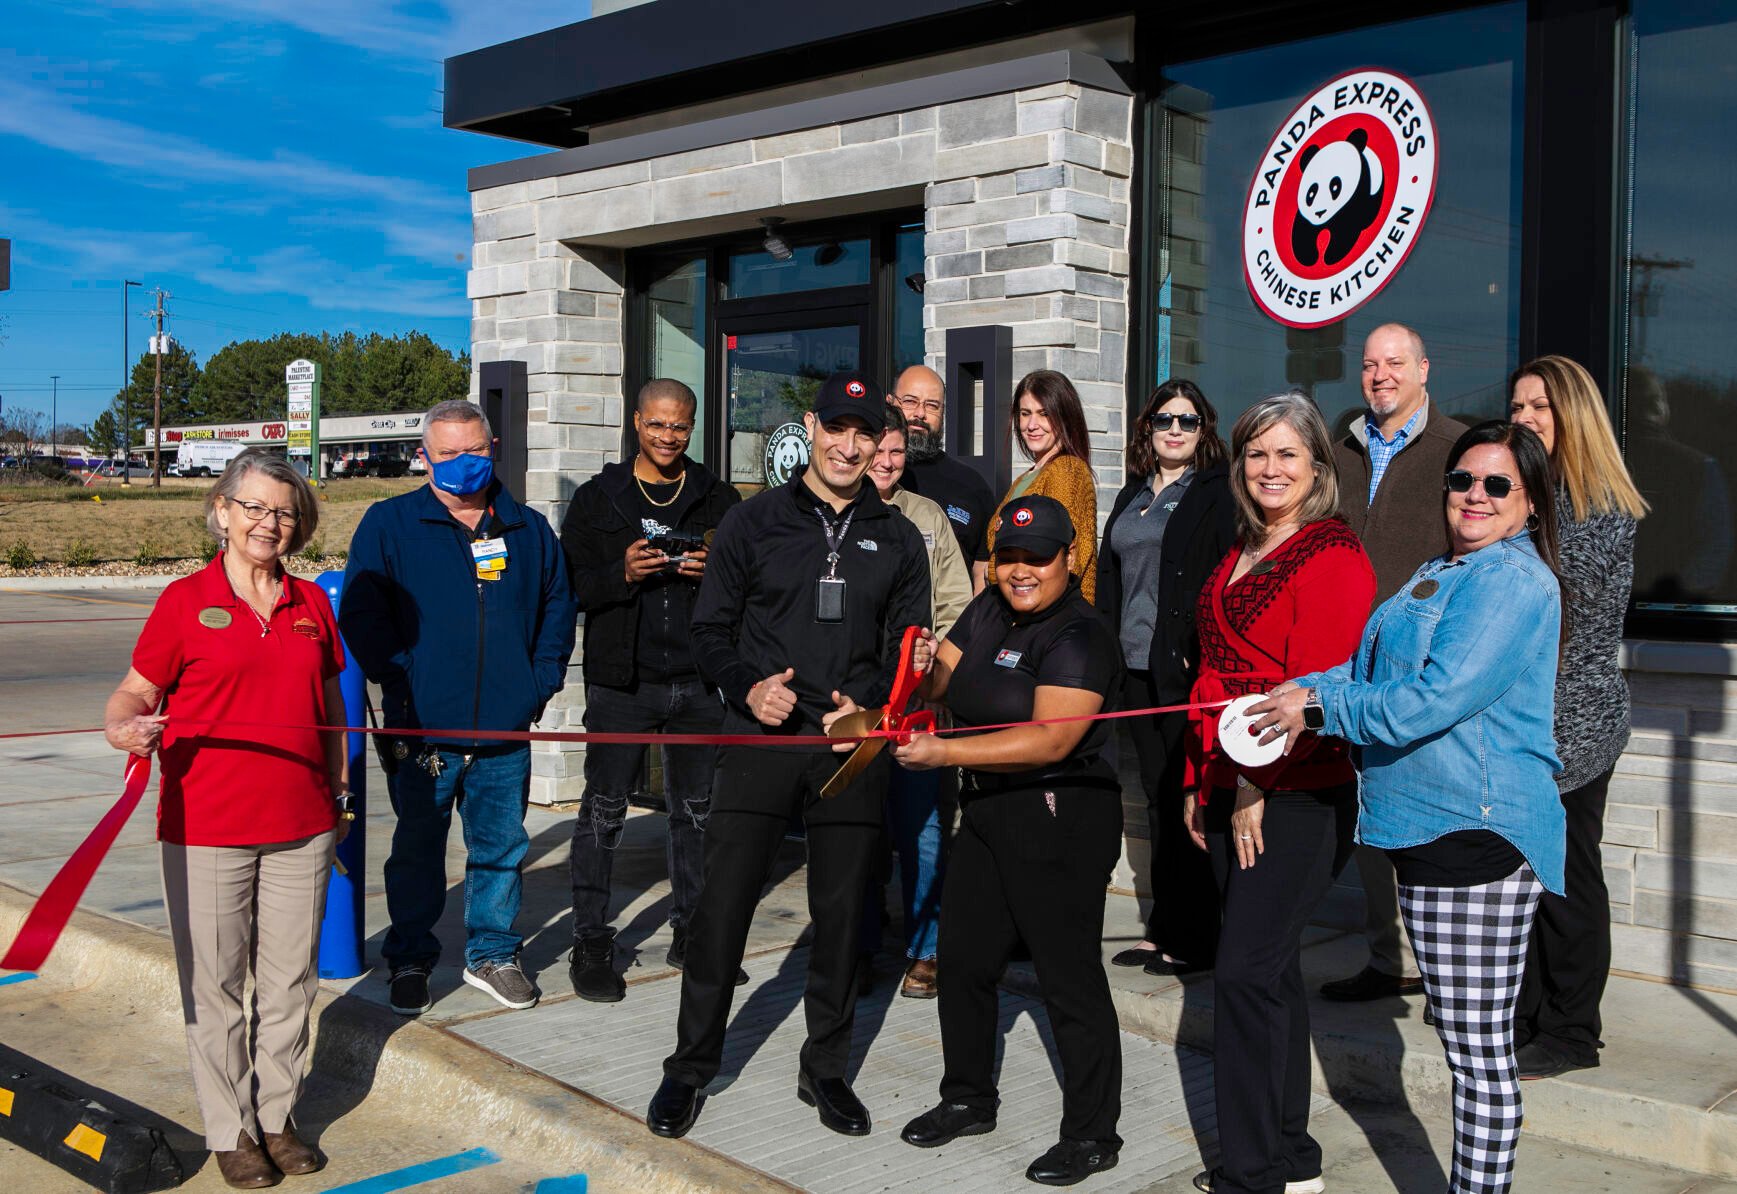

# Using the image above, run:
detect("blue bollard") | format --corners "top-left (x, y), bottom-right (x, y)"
top-left (317, 570), bottom-right (367, 979)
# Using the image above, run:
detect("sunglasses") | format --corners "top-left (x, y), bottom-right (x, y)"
top-left (1445, 470), bottom-right (1521, 499)
top-left (1150, 412), bottom-right (1203, 433)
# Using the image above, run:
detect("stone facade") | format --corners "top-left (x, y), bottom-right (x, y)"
top-left (465, 80), bottom-right (1135, 805)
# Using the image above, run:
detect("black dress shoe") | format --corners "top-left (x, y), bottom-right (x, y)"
top-left (1109, 946), bottom-right (1157, 967)
top-left (901, 1101), bottom-right (996, 1147)
top-left (1143, 954), bottom-right (1208, 977)
top-left (646, 1076), bottom-right (705, 1138)
top-left (797, 1070), bottom-right (870, 1136)
top-left (1318, 964), bottom-right (1424, 1001)
top-left (667, 930), bottom-right (748, 986)
top-left (1025, 1138), bottom-right (1119, 1186)
top-left (1517, 1038), bottom-right (1597, 1080)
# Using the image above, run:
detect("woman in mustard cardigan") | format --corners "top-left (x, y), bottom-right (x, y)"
top-left (988, 369), bottom-right (1100, 602)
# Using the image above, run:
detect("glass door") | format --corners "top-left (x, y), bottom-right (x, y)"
top-left (720, 318), bottom-right (865, 495)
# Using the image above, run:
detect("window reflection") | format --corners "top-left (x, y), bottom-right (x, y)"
top-left (1150, 3), bottom-right (1525, 433)
top-left (641, 255), bottom-right (708, 466)
top-left (727, 238), bottom-right (871, 299)
top-left (1623, 3), bottom-right (1737, 612)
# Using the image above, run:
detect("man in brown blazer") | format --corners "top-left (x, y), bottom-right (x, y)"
top-left (1323, 322), bottom-right (1469, 1003)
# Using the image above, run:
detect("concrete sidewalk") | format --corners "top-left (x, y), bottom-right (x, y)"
top-left (3, 580), bottom-right (1736, 1190)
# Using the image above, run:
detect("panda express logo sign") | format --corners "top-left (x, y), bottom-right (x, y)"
top-left (1242, 69), bottom-right (1438, 329)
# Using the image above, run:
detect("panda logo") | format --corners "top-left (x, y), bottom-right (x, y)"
top-left (1292, 128), bottom-right (1384, 269)
top-left (763, 422), bottom-right (810, 487)
top-left (1012, 507), bottom-right (1034, 526)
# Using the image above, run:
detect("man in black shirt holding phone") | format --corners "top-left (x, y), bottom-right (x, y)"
top-left (560, 379), bottom-right (740, 1002)
top-left (646, 370), bottom-right (931, 1142)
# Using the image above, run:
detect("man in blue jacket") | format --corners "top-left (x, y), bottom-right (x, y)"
top-left (341, 399), bottom-right (577, 1015)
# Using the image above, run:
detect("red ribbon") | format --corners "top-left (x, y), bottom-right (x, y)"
top-left (0, 698), bottom-right (1234, 972)
top-left (2, 754), bottom-right (152, 972)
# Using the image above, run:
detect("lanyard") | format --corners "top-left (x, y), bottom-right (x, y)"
top-left (813, 505), bottom-right (855, 578)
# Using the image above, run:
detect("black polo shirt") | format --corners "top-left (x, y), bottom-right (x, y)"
top-left (945, 581), bottom-right (1122, 786)
top-left (692, 471), bottom-right (932, 741)
top-left (903, 453), bottom-right (995, 564)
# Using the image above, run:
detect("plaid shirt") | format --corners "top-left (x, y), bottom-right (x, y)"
top-left (1364, 404), bottom-right (1425, 505)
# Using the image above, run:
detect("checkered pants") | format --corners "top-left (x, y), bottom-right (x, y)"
top-left (1399, 866), bottom-right (1543, 1194)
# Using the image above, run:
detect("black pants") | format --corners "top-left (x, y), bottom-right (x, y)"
top-left (1516, 768), bottom-right (1613, 1064)
top-left (664, 744), bottom-right (886, 1087)
top-left (570, 678), bottom-right (721, 941)
top-left (1206, 783), bottom-right (1356, 1194)
top-left (938, 781), bottom-right (1124, 1145)
top-left (1124, 670), bottom-right (1220, 962)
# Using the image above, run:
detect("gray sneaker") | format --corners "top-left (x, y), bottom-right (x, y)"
top-left (463, 958), bottom-right (539, 1010)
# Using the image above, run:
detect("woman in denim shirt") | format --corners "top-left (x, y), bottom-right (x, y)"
top-left (1252, 421), bottom-right (1566, 1194)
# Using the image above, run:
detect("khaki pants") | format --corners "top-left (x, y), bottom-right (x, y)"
top-left (1355, 843), bottom-right (1418, 978)
top-left (160, 832), bottom-right (333, 1149)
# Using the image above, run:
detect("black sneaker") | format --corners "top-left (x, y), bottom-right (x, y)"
top-left (388, 964), bottom-right (432, 1016)
top-left (463, 958), bottom-right (539, 1010)
top-left (571, 936), bottom-right (625, 1003)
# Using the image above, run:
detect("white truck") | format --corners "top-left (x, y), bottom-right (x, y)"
top-left (170, 440), bottom-right (248, 477)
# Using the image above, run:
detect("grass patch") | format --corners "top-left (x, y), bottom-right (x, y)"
top-left (0, 476), bottom-right (421, 563)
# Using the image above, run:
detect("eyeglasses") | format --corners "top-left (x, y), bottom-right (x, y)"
top-left (1150, 412), bottom-right (1203, 433)
top-left (896, 395), bottom-right (944, 416)
top-left (1445, 470), bottom-right (1521, 499)
top-left (231, 499), bottom-right (301, 526)
top-left (641, 419), bottom-right (693, 438)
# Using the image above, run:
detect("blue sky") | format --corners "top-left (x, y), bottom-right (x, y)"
top-left (0, 0), bottom-right (589, 431)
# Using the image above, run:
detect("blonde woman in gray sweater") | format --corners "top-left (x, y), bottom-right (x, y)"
top-left (1507, 355), bottom-right (1648, 1081)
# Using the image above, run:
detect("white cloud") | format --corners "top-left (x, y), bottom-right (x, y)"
top-left (0, 67), bottom-right (454, 213)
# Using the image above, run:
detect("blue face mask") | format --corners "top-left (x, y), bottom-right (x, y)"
top-left (429, 451), bottom-right (493, 496)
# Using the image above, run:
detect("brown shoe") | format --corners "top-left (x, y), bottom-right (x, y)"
top-left (214, 1131), bottom-right (281, 1189)
top-left (262, 1126), bottom-right (324, 1175)
top-left (900, 958), bottom-right (938, 999)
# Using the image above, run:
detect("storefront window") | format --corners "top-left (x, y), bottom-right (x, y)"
top-left (1622, 2), bottom-right (1737, 613)
top-left (638, 254), bottom-right (708, 466)
top-left (725, 325), bottom-right (861, 493)
top-left (893, 222), bottom-right (926, 373)
top-left (727, 237), bottom-right (871, 299)
top-left (1148, 3), bottom-right (1526, 436)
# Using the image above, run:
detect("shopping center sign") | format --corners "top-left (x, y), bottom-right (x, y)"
top-left (1242, 69), bottom-right (1438, 329)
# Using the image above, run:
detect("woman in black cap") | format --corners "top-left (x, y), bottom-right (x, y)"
top-left (893, 494), bottom-right (1125, 1188)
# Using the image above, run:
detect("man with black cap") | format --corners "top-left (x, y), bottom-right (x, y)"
top-left (889, 495), bottom-right (1126, 1187)
top-left (647, 369), bottom-right (933, 1142)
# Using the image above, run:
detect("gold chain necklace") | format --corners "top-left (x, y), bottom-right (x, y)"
top-left (635, 468), bottom-right (686, 507)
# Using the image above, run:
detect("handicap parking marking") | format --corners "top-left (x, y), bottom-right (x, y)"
top-left (320, 1147), bottom-right (501, 1192)
top-left (0, 973), bottom-right (38, 987)
top-left (533, 1178), bottom-right (587, 1193)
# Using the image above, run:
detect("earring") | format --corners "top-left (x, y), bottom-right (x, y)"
top-left (1526, 512), bottom-right (1540, 531)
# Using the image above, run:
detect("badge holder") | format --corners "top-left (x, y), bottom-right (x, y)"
top-left (821, 626), bottom-right (935, 798)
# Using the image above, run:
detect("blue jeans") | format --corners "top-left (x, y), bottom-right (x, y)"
top-left (569, 679), bottom-right (721, 941)
top-left (861, 762), bottom-right (946, 961)
top-left (382, 745), bottom-right (531, 972)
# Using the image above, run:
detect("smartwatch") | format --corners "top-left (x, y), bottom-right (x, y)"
top-left (1302, 689), bottom-right (1326, 732)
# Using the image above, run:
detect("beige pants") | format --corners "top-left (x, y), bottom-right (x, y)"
top-left (160, 832), bottom-right (333, 1149)
top-left (1355, 843), bottom-right (1418, 978)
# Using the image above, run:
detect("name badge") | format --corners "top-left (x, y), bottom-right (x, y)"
top-left (472, 537), bottom-right (508, 578)
top-left (994, 648), bottom-right (1023, 668)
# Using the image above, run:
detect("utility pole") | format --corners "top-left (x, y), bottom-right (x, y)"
top-left (149, 289), bottom-right (169, 488)
top-left (1630, 254), bottom-right (1692, 367)
top-left (122, 279), bottom-right (141, 484)
top-left (50, 375), bottom-right (58, 460)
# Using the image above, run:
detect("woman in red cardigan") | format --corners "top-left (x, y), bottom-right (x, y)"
top-left (1185, 392), bottom-right (1375, 1194)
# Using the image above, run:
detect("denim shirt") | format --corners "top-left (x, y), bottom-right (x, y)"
top-left (1292, 534), bottom-right (1566, 894)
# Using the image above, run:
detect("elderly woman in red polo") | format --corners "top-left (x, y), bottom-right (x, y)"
top-left (103, 448), bottom-right (350, 1190)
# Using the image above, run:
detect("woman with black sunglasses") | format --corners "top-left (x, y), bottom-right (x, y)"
top-left (1252, 421), bottom-right (1567, 1194)
top-left (1096, 379), bottom-right (1235, 978)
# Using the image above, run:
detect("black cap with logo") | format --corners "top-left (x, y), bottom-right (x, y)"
top-left (993, 494), bottom-right (1076, 558)
top-left (810, 370), bottom-right (887, 435)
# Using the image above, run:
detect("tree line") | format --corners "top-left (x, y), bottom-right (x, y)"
top-left (85, 331), bottom-right (470, 458)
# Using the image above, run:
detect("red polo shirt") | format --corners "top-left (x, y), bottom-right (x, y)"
top-left (132, 555), bottom-right (344, 846)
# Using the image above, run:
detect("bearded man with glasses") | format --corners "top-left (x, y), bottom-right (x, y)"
top-left (558, 378), bottom-right (742, 1002)
top-left (891, 364), bottom-right (995, 594)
